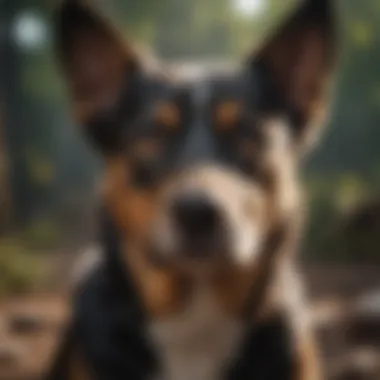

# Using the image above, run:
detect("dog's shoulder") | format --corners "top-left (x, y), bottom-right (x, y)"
top-left (228, 310), bottom-right (299, 379)
top-left (47, 259), bottom-right (157, 380)
top-left (227, 263), bottom-right (319, 380)
top-left (149, 284), bottom-right (244, 380)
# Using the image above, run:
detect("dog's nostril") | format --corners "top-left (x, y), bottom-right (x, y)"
top-left (172, 192), bottom-right (219, 238)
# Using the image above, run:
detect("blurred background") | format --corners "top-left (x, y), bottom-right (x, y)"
top-left (0, 0), bottom-right (380, 379)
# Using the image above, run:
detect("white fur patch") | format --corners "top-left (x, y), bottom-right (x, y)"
top-left (68, 245), bottom-right (103, 289)
top-left (149, 283), bottom-right (243, 380)
top-left (234, 222), bottom-right (262, 265)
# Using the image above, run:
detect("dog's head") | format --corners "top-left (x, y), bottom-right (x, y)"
top-left (55, 0), bottom-right (338, 315)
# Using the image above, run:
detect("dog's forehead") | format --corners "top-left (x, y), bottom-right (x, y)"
top-left (176, 79), bottom-right (216, 165)
top-left (129, 72), bottom-right (252, 136)
top-left (126, 72), bottom-right (259, 168)
top-left (208, 73), bottom-right (250, 100)
top-left (124, 71), bottom-right (262, 171)
top-left (178, 74), bottom-right (253, 168)
top-left (141, 70), bottom-right (249, 107)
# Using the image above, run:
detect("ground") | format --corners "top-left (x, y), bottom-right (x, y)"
top-left (0, 264), bottom-right (379, 380)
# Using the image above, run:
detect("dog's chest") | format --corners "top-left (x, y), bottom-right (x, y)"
top-left (149, 287), bottom-right (244, 380)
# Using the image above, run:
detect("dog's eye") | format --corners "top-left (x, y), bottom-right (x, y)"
top-left (214, 101), bottom-right (241, 133)
top-left (155, 102), bottom-right (181, 133)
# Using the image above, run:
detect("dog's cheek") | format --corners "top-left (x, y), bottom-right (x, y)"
top-left (103, 157), bottom-right (157, 243)
top-left (270, 161), bottom-right (300, 220)
top-left (261, 142), bottom-right (300, 223)
top-left (151, 215), bottom-right (179, 258)
top-left (229, 188), bottom-right (267, 266)
top-left (213, 268), bottom-right (257, 317)
top-left (233, 220), bottom-right (263, 266)
top-left (123, 193), bottom-right (156, 242)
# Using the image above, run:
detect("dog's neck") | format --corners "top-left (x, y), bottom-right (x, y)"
top-left (148, 280), bottom-right (244, 380)
top-left (98, 212), bottom-right (299, 380)
top-left (147, 259), bottom-right (304, 380)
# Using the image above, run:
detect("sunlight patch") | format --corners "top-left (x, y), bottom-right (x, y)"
top-left (234, 0), bottom-right (266, 16)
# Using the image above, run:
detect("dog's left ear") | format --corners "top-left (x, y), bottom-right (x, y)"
top-left (250, 0), bottom-right (339, 154)
top-left (54, 0), bottom-right (141, 154)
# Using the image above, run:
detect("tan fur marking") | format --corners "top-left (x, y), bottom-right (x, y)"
top-left (215, 101), bottom-right (241, 131)
top-left (297, 334), bottom-right (322, 380)
top-left (133, 138), bottom-right (162, 161)
top-left (156, 102), bottom-right (180, 131)
top-left (212, 267), bottom-right (256, 317)
top-left (103, 156), bottom-right (188, 318)
top-left (211, 186), bottom-right (281, 317)
top-left (103, 156), bottom-right (154, 240)
top-left (126, 244), bottom-right (189, 318)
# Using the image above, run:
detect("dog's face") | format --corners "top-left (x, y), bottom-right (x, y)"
top-left (102, 78), bottom-right (299, 273)
top-left (55, 0), bottom-right (337, 314)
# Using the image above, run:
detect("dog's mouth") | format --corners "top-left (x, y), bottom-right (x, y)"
top-left (137, 171), bottom-right (268, 274)
top-left (148, 230), bottom-right (231, 270)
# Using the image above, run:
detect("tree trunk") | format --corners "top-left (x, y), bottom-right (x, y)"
top-left (0, 0), bottom-right (23, 231)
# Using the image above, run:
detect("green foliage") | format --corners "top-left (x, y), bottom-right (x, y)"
top-left (25, 148), bottom-right (55, 187)
top-left (0, 238), bottom-right (45, 296)
top-left (22, 217), bottom-right (62, 250)
top-left (2, 0), bottom-right (380, 264)
top-left (304, 173), bottom-right (380, 262)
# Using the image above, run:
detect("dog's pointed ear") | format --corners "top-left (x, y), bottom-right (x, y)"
top-left (250, 0), bottom-right (339, 155)
top-left (54, 0), bottom-right (140, 154)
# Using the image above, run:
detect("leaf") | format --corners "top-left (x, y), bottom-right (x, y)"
top-left (350, 20), bottom-right (373, 49)
top-left (25, 148), bottom-right (55, 186)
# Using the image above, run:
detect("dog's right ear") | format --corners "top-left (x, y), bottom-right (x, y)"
top-left (249, 0), bottom-right (338, 157)
top-left (54, 0), bottom-right (140, 154)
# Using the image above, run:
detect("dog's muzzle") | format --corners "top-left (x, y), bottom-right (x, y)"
top-left (170, 190), bottom-right (225, 259)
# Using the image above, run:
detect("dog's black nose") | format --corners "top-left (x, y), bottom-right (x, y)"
top-left (172, 192), bottom-right (220, 240)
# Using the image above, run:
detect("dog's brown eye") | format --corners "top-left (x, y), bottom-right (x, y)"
top-left (214, 101), bottom-right (241, 132)
top-left (155, 102), bottom-right (180, 132)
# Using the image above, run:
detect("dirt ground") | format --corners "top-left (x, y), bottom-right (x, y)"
top-left (0, 264), bottom-right (379, 380)
top-left (0, 296), bottom-right (69, 380)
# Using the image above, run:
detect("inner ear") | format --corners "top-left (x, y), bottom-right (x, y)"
top-left (250, 0), bottom-right (338, 152)
top-left (54, 0), bottom-right (141, 153)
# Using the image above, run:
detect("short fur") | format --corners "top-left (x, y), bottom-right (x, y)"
top-left (46, 0), bottom-right (339, 379)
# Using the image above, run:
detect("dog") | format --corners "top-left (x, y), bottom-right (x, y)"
top-left (46, 0), bottom-right (339, 379)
